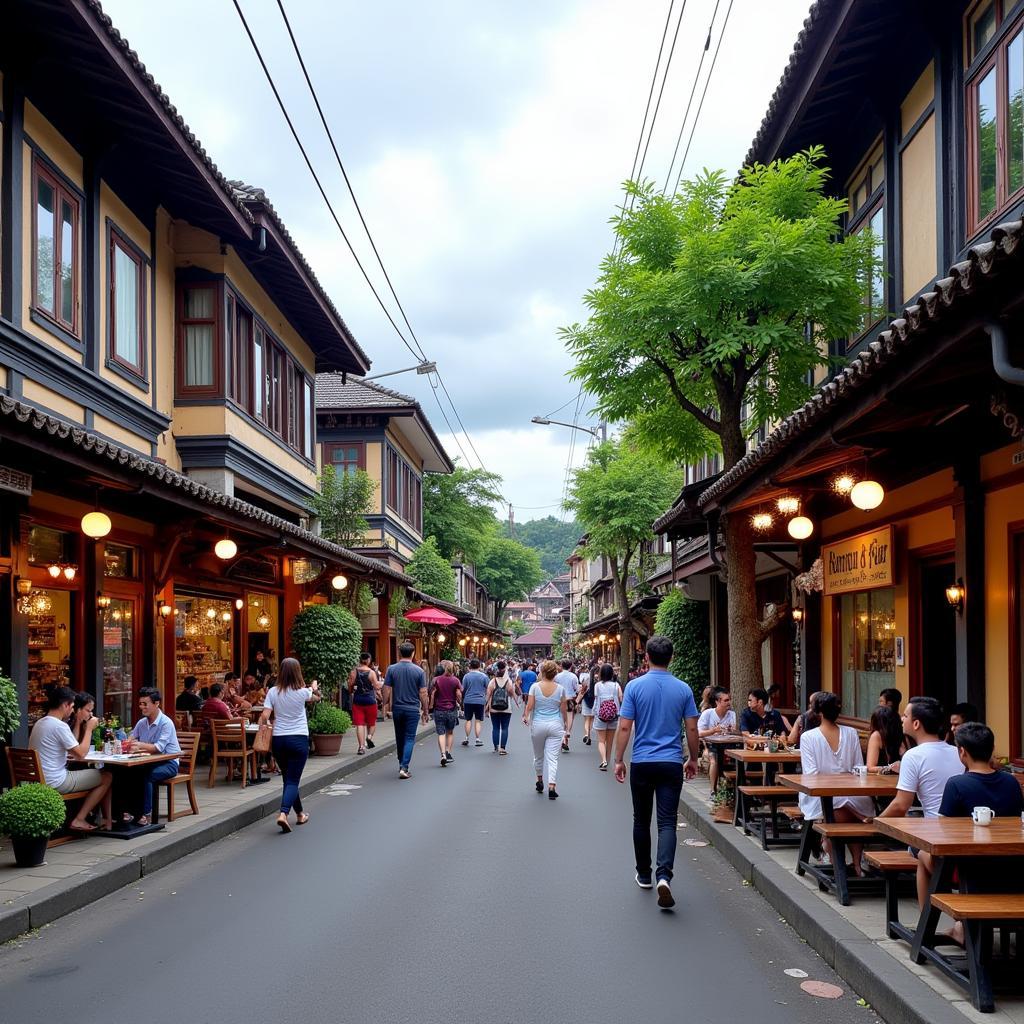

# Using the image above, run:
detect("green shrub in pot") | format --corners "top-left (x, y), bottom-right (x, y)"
top-left (307, 703), bottom-right (352, 736)
top-left (0, 783), bottom-right (66, 839)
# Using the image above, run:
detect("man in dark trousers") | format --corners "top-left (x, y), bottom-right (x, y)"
top-left (383, 641), bottom-right (429, 779)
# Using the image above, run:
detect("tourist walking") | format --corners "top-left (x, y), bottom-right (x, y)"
top-left (258, 658), bottom-right (321, 832)
top-left (430, 660), bottom-right (462, 766)
top-left (592, 664), bottom-right (623, 771)
top-left (383, 642), bottom-right (430, 779)
top-left (485, 661), bottom-right (514, 754)
top-left (614, 635), bottom-right (699, 910)
top-left (347, 652), bottom-right (381, 755)
top-left (517, 661), bottom-right (538, 705)
top-left (522, 659), bottom-right (568, 799)
top-left (554, 659), bottom-right (580, 752)
top-left (579, 661), bottom-right (595, 745)
top-left (460, 658), bottom-right (489, 747)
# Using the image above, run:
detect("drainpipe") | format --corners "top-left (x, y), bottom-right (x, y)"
top-left (706, 510), bottom-right (725, 571)
top-left (985, 321), bottom-right (1024, 386)
top-left (257, 226), bottom-right (267, 252)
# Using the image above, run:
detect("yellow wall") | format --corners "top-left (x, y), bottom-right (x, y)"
top-left (900, 62), bottom-right (934, 137)
top-left (901, 114), bottom-right (938, 301)
top-left (386, 422), bottom-right (424, 473)
top-left (93, 413), bottom-right (150, 455)
top-left (0, 366), bottom-right (7, 389)
top-left (365, 441), bottom-right (384, 512)
top-left (153, 209), bottom-right (179, 468)
top-left (22, 379), bottom-right (84, 423)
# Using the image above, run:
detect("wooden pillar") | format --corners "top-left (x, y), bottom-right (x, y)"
top-left (377, 590), bottom-right (391, 671)
top-left (85, 539), bottom-right (105, 715)
top-left (953, 458), bottom-right (986, 717)
top-left (282, 558), bottom-right (302, 661)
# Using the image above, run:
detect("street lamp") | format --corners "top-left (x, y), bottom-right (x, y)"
top-left (531, 416), bottom-right (606, 442)
top-left (362, 361), bottom-right (436, 382)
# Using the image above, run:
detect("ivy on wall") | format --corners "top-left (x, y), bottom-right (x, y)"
top-left (653, 589), bottom-right (710, 702)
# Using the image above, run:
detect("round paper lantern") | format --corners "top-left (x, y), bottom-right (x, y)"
top-left (214, 538), bottom-right (238, 560)
top-left (331, 574), bottom-right (349, 590)
top-left (81, 511), bottom-right (112, 538)
top-left (850, 479), bottom-right (884, 510)
top-left (787, 516), bottom-right (814, 540)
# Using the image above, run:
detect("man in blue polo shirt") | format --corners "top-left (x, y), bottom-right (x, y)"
top-left (460, 659), bottom-right (489, 747)
top-left (614, 635), bottom-right (699, 911)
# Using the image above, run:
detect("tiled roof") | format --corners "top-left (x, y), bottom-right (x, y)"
top-left (512, 626), bottom-right (554, 646)
top-left (0, 396), bottom-right (411, 587)
top-left (699, 219), bottom-right (1024, 510)
top-left (316, 375), bottom-right (417, 409)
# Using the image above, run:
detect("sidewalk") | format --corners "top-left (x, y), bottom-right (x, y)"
top-left (679, 775), bottom-right (1024, 1024)
top-left (0, 719), bottom-right (430, 943)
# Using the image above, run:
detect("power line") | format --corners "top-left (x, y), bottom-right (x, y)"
top-left (627, 0), bottom-right (676, 185)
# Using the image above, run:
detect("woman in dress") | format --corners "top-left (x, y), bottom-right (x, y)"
top-left (591, 663), bottom-right (623, 771)
top-left (798, 692), bottom-right (874, 876)
top-left (522, 659), bottom-right (568, 800)
top-left (865, 704), bottom-right (911, 773)
top-left (258, 657), bottom-right (321, 833)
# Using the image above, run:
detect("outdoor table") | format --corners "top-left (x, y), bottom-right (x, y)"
top-left (872, 816), bottom-right (1024, 1011)
top-left (703, 733), bottom-right (745, 786)
top-left (725, 748), bottom-right (801, 840)
top-left (778, 773), bottom-right (900, 905)
top-left (77, 750), bottom-right (181, 838)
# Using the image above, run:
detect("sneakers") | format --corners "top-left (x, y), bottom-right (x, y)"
top-left (599, 762), bottom-right (608, 771)
top-left (440, 756), bottom-right (447, 767)
top-left (475, 739), bottom-right (484, 747)
top-left (535, 779), bottom-right (544, 794)
top-left (561, 741), bottom-right (570, 753)
top-left (366, 738), bottom-right (375, 749)
top-left (445, 751), bottom-right (454, 763)
top-left (635, 873), bottom-right (653, 890)
top-left (548, 787), bottom-right (559, 800)
top-left (656, 879), bottom-right (675, 909)
top-left (398, 768), bottom-right (410, 780)
top-left (461, 739), bottom-right (469, 747)
top-left (583, 736), bottom-right (592, 746)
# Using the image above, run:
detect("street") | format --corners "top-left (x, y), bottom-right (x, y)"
top-left (1, 728), bottom-right (875, 1024)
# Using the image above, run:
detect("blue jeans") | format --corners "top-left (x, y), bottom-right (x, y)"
top-left (272, 734), bottom-right (309, 814)
top-left (491, 712), bottom-right (511, 749)
top-left (141, 762), bottom-right (178, 818)
top-left (393, 708), bottom-right (420, 769)
top-left (629, 761), bottom-right (684, 882)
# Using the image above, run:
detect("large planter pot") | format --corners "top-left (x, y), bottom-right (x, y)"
top-left (11, 836), bottom-right (48, 868)
top-left (711, 804), bottom-right (734, 824)
top-left (310, 733), bottom-right (344, 757)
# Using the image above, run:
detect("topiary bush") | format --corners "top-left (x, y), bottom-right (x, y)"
top-left (290, 604), bottom-right (363, 701)
top-left (308, 703), bottom-right (352, 735)
top-left (0, 783), bottom-right (66, 839)
top-left (654, 588), bottom-right (710, 703)
top-left (0, 670), bottom-right (20, 739)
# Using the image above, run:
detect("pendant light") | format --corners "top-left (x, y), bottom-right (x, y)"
top-left (81, 510), bottom-right (112, 539)
top-left (850, 480), bottom-right (885, 511)
top-left (787, 516), bottom-right (814, 540)
top-left (214, 537), bottom-right (238, 560)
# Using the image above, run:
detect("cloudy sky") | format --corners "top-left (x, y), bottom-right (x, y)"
top-left (103, 0), bottom-right (812, 520)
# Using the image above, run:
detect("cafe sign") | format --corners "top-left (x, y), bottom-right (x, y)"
top-left (822, 526), bottom-right (895, 596)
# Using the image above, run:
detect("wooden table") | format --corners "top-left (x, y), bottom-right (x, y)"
top-left (873, 816), bottom-right (1024, 1010)
top-left (725, 748), bottom-right (802, 840)
top-left (78, 750), bottom-right (181, 838)
top-left (778, 773), bottom-right (900, 904)
top-left (703, 733), bottom-right (745, 787)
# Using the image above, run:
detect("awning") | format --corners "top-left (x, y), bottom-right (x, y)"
top-left (404, 606), bottom-right (458, 626)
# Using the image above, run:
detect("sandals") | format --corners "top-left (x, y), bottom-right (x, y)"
top-left (277, 815), bottom-right (292, 833)
top-left (296, 813), bottom-right (310, 826)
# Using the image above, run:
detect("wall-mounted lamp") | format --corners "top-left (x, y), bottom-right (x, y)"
top-left (751, 512), bottom-right (774, 532)
top-left (437, 633), bottom-right (446, 644)
top-left (945, 579), bottom-right (965, 614)
top-left (157, 599), bottom-right (173, 622)
top-left (97, 594), bottom-right (111, 610)
top-left (599, 633), bottom-right (607, 643)
top-left (15, 577), bottom-right (34, 615)
top-left (235, 598), bottom-right (244, 611)
top-left (214, 537), bottom-right (238, 560)
top-left (331, 574), bottom-right (349, 591)
top-left (792, 607), bottom-right (805, 624)
top-left (458, 638), bottom-right (467, 647)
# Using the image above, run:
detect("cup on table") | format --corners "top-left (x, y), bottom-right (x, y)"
top-left (972, 806), bottom-right (995, 826)
top-left (852, 765), bottom-right (867, 777)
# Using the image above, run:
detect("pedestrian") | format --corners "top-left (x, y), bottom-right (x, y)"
top-left (613, 635), bottom-right (699, 910)
top-left (383, 641), bottom-right (430, 779)
top-left (460, 658), bottom-right (489, 747)
top-left (485, 661), bottom-right (515, 754)
top-left (579, 661), bottom-right (595, 746)
top-left (517, 661), bottom-right (538, 705)
top-left (430, 660), bottom-right (462, 766)
top-left (523, 660), bottom-right (568, 799)
top-left (259, 657), bottom-right (321, 832)
top-left (347, 652), bottom-right (382, 755)
top-left (554, 659), bottom-right (580, 752)
top-left (592, 664), bottom-right (623, 771)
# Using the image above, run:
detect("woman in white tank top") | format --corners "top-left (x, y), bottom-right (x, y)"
top-left (522, 659), bottom-right (568, 800)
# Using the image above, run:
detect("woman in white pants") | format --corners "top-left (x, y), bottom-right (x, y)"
top-left (522, 659), bottom-right (568, 800)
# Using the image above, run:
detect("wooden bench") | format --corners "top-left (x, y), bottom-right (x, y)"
top-left (737, 784), bottom-right (798, 849)
top-left (780, 804), bottom-right (803, 821)
top-left (864, 850), bottom-right (919, 938)
top-left (5, 747), bottom-right (91, 847)
top-left (811, 822), bottom-right (885, 906)
top-left (929, 894), bottom-right (1024, 1012)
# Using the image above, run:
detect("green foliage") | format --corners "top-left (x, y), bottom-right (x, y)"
top-left (654, 589), bottom-right (710, 702)
top-left (573, 604), bottom-right (589, 631)
top-left (423, 466), bottom-right (504, 563)
top-left (506, 618), bottom-right (529, 638)
top-left (407, 537), bottom-right (457, 604)
top-left (289, 604), bottom-right (363, 699)
top-left (476, 536), bottom-right (544, 620)
top-left (0, 783), bottom-right (66, 839)
top-left (310, 465), bottom-right (375, 549)
top-left (711, 777), bottom-right (735, 809)
top-left (307, 702), bottom-right (352, 736)
top-left (0, 671), bottom-right (20, 738)
top-left (505, 516), bottom-right (581, 578)
top-left (551, 621), bottom-right (566, 658)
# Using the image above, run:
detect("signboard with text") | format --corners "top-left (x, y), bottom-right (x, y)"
top-left (822, 526), bottom-right (895, 596)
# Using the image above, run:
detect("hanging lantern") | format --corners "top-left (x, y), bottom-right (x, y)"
top-left (257, 611), bottom-right (271, 628)
top-left (776, 496), bottom-right (800, 516)
top-left (850, 480), bottom-right (885, 511)
top-left (751, 512), bottom-right (774, 532)
top-left (47, 564), bottom-right (62, 579)
top-left (331, 574), bottom-right (349, 591)
top-left (214, 538), bottom-right (237, 560)
top-left (831, 473), bottom-right (856, 496)
top-left (437, 633), bottom-right (446, 643)
top-left (235, 598), bottom-right (244, 610)
top-left (787, 516), bottom-right (814, 540)
top-left (31, 590), bottom-right (53, 615)
top-left (81, 511), bottom-right (112, 538)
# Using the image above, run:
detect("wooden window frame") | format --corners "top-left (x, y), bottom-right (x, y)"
top-left (230, 295), bottom-right (253, 414)
top-left (175, 280), bottom-right (222, 398)
top-left (323, 441), bottom-right (366, 475)
top-left (108, 226), bottom-right (147, 379)
top-left (253, 324), bottom-right (266, 423)
top-left (31, 158), bottom-right (81, 338)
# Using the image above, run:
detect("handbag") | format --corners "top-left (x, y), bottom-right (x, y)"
top-left (253, 722), bottom-right (273, 754)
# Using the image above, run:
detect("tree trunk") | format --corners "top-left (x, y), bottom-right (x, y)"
top-left (721, 507), bottom-right (765, 706)
top-left (610, 555), bottom-right (632, 684)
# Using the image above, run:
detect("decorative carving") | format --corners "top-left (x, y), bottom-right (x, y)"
top-left (794, 557), bottom-right (823, 595)
top-left (990, 392), bottom-right (1024, 440)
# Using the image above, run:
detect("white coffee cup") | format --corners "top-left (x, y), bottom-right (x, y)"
top-left (852, 765), bottom-right (867, 777)
top-left (972, 806), bottom-right (995, 826)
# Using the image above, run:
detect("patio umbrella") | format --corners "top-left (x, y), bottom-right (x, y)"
top-left (404, 606), bottom-right (458, 626)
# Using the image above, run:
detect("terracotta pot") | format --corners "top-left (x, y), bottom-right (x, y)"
top-left (11, 836), bottom-right (48, 867)
top-left (310, 732), bottom-right (344, 757)
top-left (711, 804), bottom-right (734, 824)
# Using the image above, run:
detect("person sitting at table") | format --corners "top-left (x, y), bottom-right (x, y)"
top-left (224, 674), bottom-right (253, 713)
top-left (945, 701), bottom-right (979, 745)
top-left (877, 696), bottom-right (964, 908)
top-left (175, 675), bottom-right (203, 715)
top-left (866, 704), bottom-right (911, 774)
top-left (698, 687), bottom-right (736, 794)
top-left (29, 685), bottom-right (113, 831)
top-left (798, 693), bottom-right (875, 876)
top-left (120, 687), bottom-right (180, 827)
top-left (699, 685), bottom-right (714, 712)
top-left (72, 691), bottom-right (98, 745)
top-left (786, 692), bottom-right (822, 749)
top-left (740, 688), bottom-right (786, 736)
top-left (878, 687), bottom-right (902, 712)
top-left (202, 683), bottom-right (237, 719)
top-left (238, 671), bottom-right (259, 697)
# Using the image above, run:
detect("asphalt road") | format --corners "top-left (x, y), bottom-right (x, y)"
top-left (1, 724), bottom-right (878, 1024)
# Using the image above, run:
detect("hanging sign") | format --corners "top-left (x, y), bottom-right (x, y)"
top-left (822, 525), bottom-right (895, 596)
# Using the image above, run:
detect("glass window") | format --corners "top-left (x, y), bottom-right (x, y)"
top-left (102, 597), bottom-right (135, 728)
top-left (977, 65), bottom-right (998, 221)
top-left (970, 0), bottom-right (998, 63)
top-left (850, 203), bottom-right (885, 334)
top-left (33, 162), bottom-right (79, 334)
top-left (303, 378), bottom-right (314, 460)
top-left (326, 443), bottom-right (363, 477)
top-left (103, 543), bottom-right (138, 579)
top-left (111, 233), bottom-right (144, 372)
top-left (839, 588), bottom-right (896, 720)
top-left (36, 178), bottom-right (55, 314)
top-left (27, 525), bottom-right (74, 566)
top-left (233, 305), bottom-right (252, 411)
top-left (253, 327), bottom-right (265, 420)
top-left (174, 594), bottom-right (234, 702)
top-left (26, 588), bottom-right (74, 727)
top-left (60, 199), bottom-right (75, 326)
top-left (847, 142), bottom-right (884, 222)
top-left (1009, 29), bottom-right (1024, 194)
top-left (181, 286), bottom-right (216, 389)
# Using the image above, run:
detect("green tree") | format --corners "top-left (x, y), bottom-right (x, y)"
top-left (423, 466), bottom-right (503, 562)
top-left (407, 537), bottom-right (457, 604)
top-left (654, 589), bottom-right (710, 703)
top-left (289, 604), bottom-right (363, 702)
top-left (310, 465), bottom-right (374, 549)
top-left (505, 617), bottom-right (530, 638)
top-left (565, 439), bottom-right (681, 682)
top-left (505, 515), bottom-right (581, 578)
top-left (563, 149), bottom-right (877, 700)
top-left (476, 536), bottom-right (544, 624)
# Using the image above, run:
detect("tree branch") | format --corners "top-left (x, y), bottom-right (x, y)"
top-left (757, 602), bottom-right (788, 643)
top-left (647, 351), bottom-right (721, 434)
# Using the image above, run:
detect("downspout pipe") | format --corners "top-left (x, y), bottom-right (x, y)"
top-left (707, 510), bottom-right (725, 571)
top-left (986, 321), bottom-right (1024, 386)
top-left (257, 226), bottom-right (267, 252)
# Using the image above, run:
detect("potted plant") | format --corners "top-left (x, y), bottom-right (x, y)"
top-left (0, 670), bottom-right (21, 791)
top-left (0, 783), bottom-right (66, 866)
top-left (289, 605), bottom-right (363, 703)
top-left (710, 777), bottom-right (735, 823)
top-left (307, 703), bottom-right (352, 757)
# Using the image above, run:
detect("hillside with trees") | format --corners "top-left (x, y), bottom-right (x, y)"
top-left (505, 515), bottom-right (581, 578)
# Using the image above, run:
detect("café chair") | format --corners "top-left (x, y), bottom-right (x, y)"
top-left (158, 732), bottom-right (200, 820)
top-left (208, 719), bottom-right (256, 788)
top-left (5, 747), bottom-right (91, 847)
top-left (174, 711), bottom-right (192, 731)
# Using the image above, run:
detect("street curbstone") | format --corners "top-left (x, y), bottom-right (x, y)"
top-left (0, 904), bottom-right (31, 944)
top-left (29, 856), bottom-right (140, 929)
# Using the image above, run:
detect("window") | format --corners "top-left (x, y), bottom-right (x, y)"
top-left (385, 445), bottom-right (422, 532)
top-left (303, 377), bottom-right (314, 460)
top-left (838, 588), bottom-right (896, 720)
top-left (33, 161), bottom-right (79, 335)
top-left (179, 284), bottom-right (218, 391)
top-left (286, 363), bottom-right (299, 448)
top-left (231, 301), bottom-right (252, 412)
top-left (966, 5), bottom-right (1024, 233)
top-left (845, 143), bottom-right (885, 335)
top-left (110, 230), bottom-right (145, 375)
top-left (253, 326), bottom-right (265, 421)
top-left (325, 442), bottom-right (364, 476)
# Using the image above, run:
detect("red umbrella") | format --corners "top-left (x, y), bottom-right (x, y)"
top-left (404, 606), bottom-right (458, 626)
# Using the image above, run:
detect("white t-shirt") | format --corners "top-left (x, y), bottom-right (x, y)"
top-left (29, 714), bottom-right (78, 787)
top-left (896, 740), bottom-right (964, 817)
top-left (698, 708), bottom-right (736, 734)
top-left (265, 686), bottom-right (313, 736)
top-left (555, 671), bottom-right (579, 699)
top-left (798, 725), bottom-right (875, 820)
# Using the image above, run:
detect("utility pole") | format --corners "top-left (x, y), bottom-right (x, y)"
top-left (508, 503), bottom-right (515, 538)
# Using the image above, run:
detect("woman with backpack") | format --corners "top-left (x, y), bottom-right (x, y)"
top-left (592, 663), bottom-right (623, 771)
top-left (347, 652), bottom-right (382, 755)
top-left (485, 661), bottom-right (515, 754)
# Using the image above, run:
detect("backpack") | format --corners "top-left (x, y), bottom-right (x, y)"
top-left (491, 681), bottom-right (510, 711)
top-left (354, 669), bottom-right (375, 697)
top-left (597, 685), bottom-right (619, 722)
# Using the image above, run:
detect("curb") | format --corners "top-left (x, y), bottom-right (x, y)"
top-left (677, 785), bottom-right (970, 1024)
top-left (0, 725), bottom-right (430, 944)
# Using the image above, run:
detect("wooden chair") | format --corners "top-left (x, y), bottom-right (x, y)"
top-left (207, 719), bottom-right (256, 788)
top-left (5, 747), bottom-right (92, 847)
top-left (174, 711), bottom-right (193, 731)
top-left (158, 732), bottom-right (200, 821)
